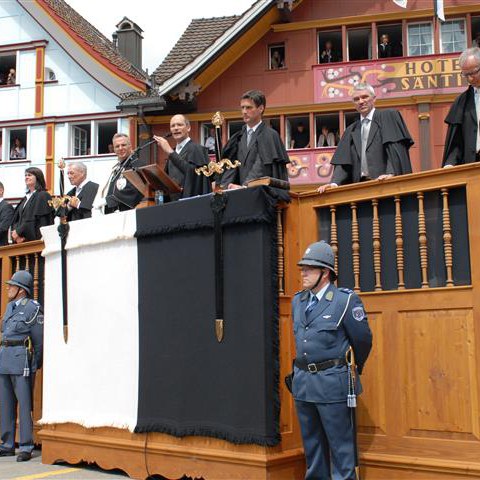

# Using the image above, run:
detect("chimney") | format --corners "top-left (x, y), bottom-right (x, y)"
top-left (114, 17), bottom-right (143, 70)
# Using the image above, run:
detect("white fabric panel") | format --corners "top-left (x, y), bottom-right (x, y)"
top-left (40, 211), bottom-right (139, 430)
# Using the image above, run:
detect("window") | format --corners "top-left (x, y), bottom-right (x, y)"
top-left (407, 22), bottom-right (433, 56)
top-left (268, 43), bottom-right (286, 70)
top-left (45, 67), bottom-right (56, 81)
top-left (472, 16), bottom-right (480, 47)
top-left (72, 124), bottom-right (90, 156)
top-left (287, 116), bottom-right (310, 150)
top-left (0, 53), bottom-right (17, 86)
top-left (264, 117), bottom-right (281, 136)
top-left (440, 19), bottom-right (466, 53)
top-left (9, 129), bottom-right (27, 160)
top-left (318, 30), bottom-right (342, 64)
top-left (345, 111), bottom-right (360, 129)
top-left (377, 23), bottom-right (403, 58)
top-left (347, 27), bottom-right (372, 61)
top-left (315, 114), bottom-right (339, 148)
top-left (97, 121), bottom-right (117, 154)
top-left (201, 122), bottom-right (216, 154)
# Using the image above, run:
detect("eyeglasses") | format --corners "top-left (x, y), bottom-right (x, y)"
top-left (461, 66), bottom-right (480, 78)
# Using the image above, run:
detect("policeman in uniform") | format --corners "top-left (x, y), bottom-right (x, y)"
top-left (0, 271), bottom-right (43, 462)
top-left (292, 241), bottom-right (372, 480)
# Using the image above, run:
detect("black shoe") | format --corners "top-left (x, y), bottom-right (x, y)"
top-left (16, 452), bottom-right (32, 462)
top-left (0, 450), bottom-right (14, 457)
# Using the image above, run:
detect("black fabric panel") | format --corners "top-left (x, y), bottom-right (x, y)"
top-left (378, 198), bottom-right (398, 290)
top-left (336, 204), bottom-right (354, 289)
top-left (317, 207), bottom-right (331, 244)
top-left (135, 189), bottom-right (280, 446)
top-left (424, 191), bottom-right (446, 287)
top-left (450, 187), bottom-right (471, 285)
top-left (358, 202), bottom-right (374, 292)
top-left (400, 194), bottom-right (422, 289)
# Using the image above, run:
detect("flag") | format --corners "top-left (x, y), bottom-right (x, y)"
top-left (434, 0), bottom-right (445, 22)
top-left (40, 187), bottom-right (283, 446)
top-left (393, 0), bottom-right (407, 8)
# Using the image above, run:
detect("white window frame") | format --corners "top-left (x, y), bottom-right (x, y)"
top-left (69, 118), bottom-right (121, 157)
top-left (407, 21), bottom-right (434, 57)
top-left (7, 127), bottom-right (28, 161)
top-left (440, 18), bottom-right (467, 54)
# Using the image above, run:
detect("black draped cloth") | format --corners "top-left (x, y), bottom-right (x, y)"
top-left (134, 187), bottom-right (288, 446)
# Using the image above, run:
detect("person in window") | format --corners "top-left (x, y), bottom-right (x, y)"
top-left (11, 167), bottom-right (54, 243)
top-left (204, 128), bottom-right (216, 154)
top-left (6, 69), bottom-right (16, 85)
top-left (317, 126), bottom-right (336, 147)
top-left (270, 49), bottom-right (285, 69)
top-left (320, 40), bottom-right (341, 63)
top-left (378, 34), bottom-right (393, 58)
top-left (290, 123), bottom-right (310, 149)
top-left (10, 138), bottom-right (25, 160)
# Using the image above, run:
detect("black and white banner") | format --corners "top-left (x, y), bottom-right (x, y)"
top-left (41, 187), bottom-right (285, 446)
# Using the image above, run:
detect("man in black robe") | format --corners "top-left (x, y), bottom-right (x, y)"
top-left (443, 47), bottom-right (480, 167)
top-left (0, 182), bottom-right (13, 246)
top-left (101, 133), bottom-right (145, 214)
top-left (66, 162), bottom-right (99, 221)
top-left (220, 90), bottom-right (290, 189)
top-left (154, 114), bottom-right (211, 201)
top-left (318, 82), bottom-right (413, 193)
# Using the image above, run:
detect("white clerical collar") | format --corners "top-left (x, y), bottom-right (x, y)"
top-left (247, 121), bottom-right (262, 133)
top-left (176, 137), bottom-right (191, 153)
top-left (361, 108), bottom-right (375, 122)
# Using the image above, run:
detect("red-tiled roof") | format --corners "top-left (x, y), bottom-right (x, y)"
top-left (153, 15), bottom-right (239, 86)
top-left (40, 0), bottom-right (148, 84)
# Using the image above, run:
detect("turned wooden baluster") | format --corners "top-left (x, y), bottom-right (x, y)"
top-left (14, 255), bottom-right (20, 272)
top-left (25, 254), bottom-right (30, 272)
top-left (276, 207), bottom-right (285, 295)
top-left (372, 199), bottom-right (382, 291)
top-left (417, 192), bottom-right (429, 288)
top-left (329, 205), bottom-right (338, 275)
top-left (394, 196), bottom-right (405, 289)
top-left (441, 188), bottom-right (454, 287)
top-left (33, 253), bottom-right (39, 301)
top-left (351, 202), bottom-right (360, 292)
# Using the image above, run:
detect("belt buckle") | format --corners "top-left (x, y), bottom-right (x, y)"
top-left (307, 363), bottom-right (318, 373)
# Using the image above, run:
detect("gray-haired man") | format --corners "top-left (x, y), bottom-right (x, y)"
top-left (66, 162), bottom-right (99, 221)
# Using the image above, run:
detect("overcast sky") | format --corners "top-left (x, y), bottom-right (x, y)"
top-left (65, 0), bottom-right (256, 74)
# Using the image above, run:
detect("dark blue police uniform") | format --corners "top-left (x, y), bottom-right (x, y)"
top-left (0, 297), bottom-right (43, 455)
top-left (292, 283), bottom-right (372, 480)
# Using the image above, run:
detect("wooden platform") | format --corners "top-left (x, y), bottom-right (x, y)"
top-left (3, 165), bottom-right (480, 479)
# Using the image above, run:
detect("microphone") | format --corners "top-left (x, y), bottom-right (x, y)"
top-left (164, 133), bottom-right (173, 138)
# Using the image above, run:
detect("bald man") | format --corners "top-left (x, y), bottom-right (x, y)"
top-left (154, 114), bottom-right (211, 201)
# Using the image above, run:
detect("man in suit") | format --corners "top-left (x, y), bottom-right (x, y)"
top-left (66, 162), bottom-right (99, 221)
top-left (0, 182), bottom-right (13, 246)
top-left (0, 270), bottom-right (43, 462)
top-left (319, 40), bottom-right (341, 63)
top-left (378, 34), bottom-right (393, 58)
top-left (100, 133), bottom-right (145, 214)
top-left (292, 241), bottom-right (372, 479)
top-left (154, 114), bottom-right (211, 201)
top-left (318, 82), bottom-right (413, 193)
top-left (220, 90), bottom-right (290, 189)
top-left (443, 47), bottom-right (480, 167)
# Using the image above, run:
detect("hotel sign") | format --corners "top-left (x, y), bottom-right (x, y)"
top-left (314, 53), bottom-right (467, 102)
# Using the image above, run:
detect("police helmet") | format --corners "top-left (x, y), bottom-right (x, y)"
top-left (6, 270), bottom-right (33, 296)
top-left (298, 241), bottom-right (336, 276)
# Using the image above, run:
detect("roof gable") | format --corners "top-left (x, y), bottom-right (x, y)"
top-left (36, 0), bottom-right (147, 87)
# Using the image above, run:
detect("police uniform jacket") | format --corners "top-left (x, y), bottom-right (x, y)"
top-left (0, 298), bottom-right (43, 375)
top-left (292, 284), bottom-right (372, 404)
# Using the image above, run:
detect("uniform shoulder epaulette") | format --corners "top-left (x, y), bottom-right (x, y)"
top-left (338, 287), bottom-right (355, 294)
top-left (294, 289), bottom-right (307, 296)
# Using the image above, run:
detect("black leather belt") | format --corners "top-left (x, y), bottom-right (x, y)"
top-left (295, 358), bottom-right (346, 373)
top-left (1, 339), bottom-right (27, 347)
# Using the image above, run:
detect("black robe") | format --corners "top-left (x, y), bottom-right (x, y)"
top-left (331, 109), bottom-right (413, 185)
top-left (66, 181), bottom-right (99, 221)
top-left (104, 154), bottom-right (146, 213)
top-left (12, 190), bottom-right (54, 241)
top-left (0, 200), bottom-right (14, 246)
top-left (165, 140), bottom-right (211, 202)
top-left (442, 86), bottom-right (478, 166)
top-left (220, 122), bottom-right (290, 187)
